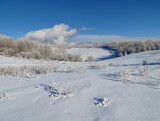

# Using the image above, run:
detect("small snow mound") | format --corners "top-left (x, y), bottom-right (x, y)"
top-left (0, 92), bottom-right (10, 101)
top-left (94, 97), bottom-right (112, 107)
top-left (38, 80), bottom-right (73, 100)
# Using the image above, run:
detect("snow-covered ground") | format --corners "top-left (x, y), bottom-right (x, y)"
top-left (67, 47), bottom-right (113, 60)
top-left (0, 48), bottom-right (160, 121)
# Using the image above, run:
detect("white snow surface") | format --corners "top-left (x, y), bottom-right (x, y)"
top-left (67, 48), bottom-right (112, 60)
top-left (0, 48), bottom-right (160, 121)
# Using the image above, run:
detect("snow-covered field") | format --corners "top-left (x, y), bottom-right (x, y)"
top-left (67, 48), bottom-right (113, 60)
top-left (0, 48), bottom-right (160, 121)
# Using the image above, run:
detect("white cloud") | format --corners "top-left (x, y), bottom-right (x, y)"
top-left (23, 24), bottom-right (77, 45)
top-left (80, 27), bottom-right (95, 31)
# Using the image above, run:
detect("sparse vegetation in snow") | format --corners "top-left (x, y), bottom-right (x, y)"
top-left (117, 70), bottom-right (132, 82)
top-left (40, 80), bottom-right (73, 100)
top-left (85, 56), bottom-right (94, 62)
top-left (0, 92), bottom-right (10, 101)
top-left (94, 97), bottom-right (112, 107)
top-left (138, 65), bottom-right (149, 77)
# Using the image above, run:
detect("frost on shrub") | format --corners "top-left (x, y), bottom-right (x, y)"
top-left (0, 65), bottom-right (54, 78)
top-left (85, 56), bottom-right (94, 62)
top-left (66, 66), bottom-right (76, 73)
top-left (117, 70), bottom-right (131, 82)
top-left (138, 66), bottom-right (149, 77)
top-left (76, 66), bottom-right (87, 72)
top-left (52, 66), bottom-right (60, 72)
top-left (68, 54), bottom-right (83, 62)
top-left (3, 48), bottom-right (15, 56)
top-left (101, 40), bottom-right (160, 57)
top-left (51, 53), bottom-right (83, 62)
top-left (0, 64), bottom-right (82, 77)
top-left (40, 80), bottom-right (73, 100)
top-left (0, 36), bottom-right (84, 62)
top-left (90, 63), bottom-right (108, 70)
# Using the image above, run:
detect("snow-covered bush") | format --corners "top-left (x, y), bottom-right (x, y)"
top-left (3, 48), bottom-right (15, 56)
top-left (90, 63), bottom-right (108, 70)
top-left (138, 66), bottom-right (149, 77)
top-left (0, 65), bottom-right (55, 77)
top-left (50, 53), bottom-right (83, 62)
top-left (52, 66), bottom-right (60, 72)
top-left (31, 66), bottom-right (53, 74)
top-left (101, 40), bottom-right (160, 57)
top-left (117, 70), bottom-right (131, 82)
top-left (85, 56), bottom-right (94, 62)
top-left (0, 35), bottom-right (83, 62)
top-left (68, 54), bottom-right (83, 62)
top-left (0, 64), bottom-right (88, 77)
top-left (0, 66), bottom-right (32, 77)
top-left (66, 66), bottom-right (77, 73)
top-left (65, 66), bottom-right (87, 73)
top-left (76, 67), bottom-right (87, 72)
top-left (40, 80), bottom-right (73, 100)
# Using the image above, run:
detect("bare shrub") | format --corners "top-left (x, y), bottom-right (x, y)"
top-left (85, 56), bottom-right (94, 62)
top-left (66, 66), bottom-right (76, 73)
top-left (76, 67), bottom-right (87, 72)
top-left (0, 66), bottom-right (30, 77)
top-left (117, 70), bottom-right (131, 82)
top-left (52, 66), bottom-right (60, 72)
top-left (0, 35), bottom-right (13, 48)
top-left (16, 40), bottom-right (27, 52)
top-left (3, 48), bottom-right (16, 56)
top-left (68, 54), bottom-right (83, 62)
top-left (101, 40), bottom-right (160, 57)
top-left (90, 63), bottom-right (108, 70)
top-left (31, 66), bottom-right (53, 74)
top-left (40, 80), bottom-right (73, 100)
top-left (53, 47), bottom-right (66, 54)
top-left (138, 66), bottom-right (149, 77)
top-left (0, 35), bottom-right (83, 62)
top-left (0, 65), bottom-right (54, 78)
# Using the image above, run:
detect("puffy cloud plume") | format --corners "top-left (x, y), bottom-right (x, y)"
top-left (23, 24), bottom-right (77, 45)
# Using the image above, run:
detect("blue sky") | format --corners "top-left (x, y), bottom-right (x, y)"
top-left (0, 0), bottom-right (160, 39)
